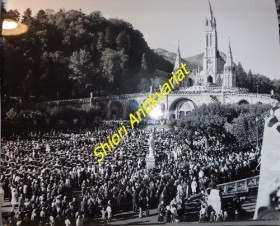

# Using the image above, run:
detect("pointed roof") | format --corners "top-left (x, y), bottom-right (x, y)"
top-left (228, 38), bottom-right (233, 59)
top-left (208, 0), bottom-right (214, 22)
top-left (206, 0), bottom-right (216, 29)
top-left (173, 41), bottom-right (182, 71)
top-left (225, 38), bottom-right (233, 67)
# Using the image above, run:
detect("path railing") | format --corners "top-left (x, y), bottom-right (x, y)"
top-left (217, 175), bottom-right (259, 197)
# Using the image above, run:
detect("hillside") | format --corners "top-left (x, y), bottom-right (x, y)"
top-left (153, 48), bottom-right (228, 72)
top-left (3, 8), bottom-right (173, 100)
top-left (153, 48), bottom-right (201, 71)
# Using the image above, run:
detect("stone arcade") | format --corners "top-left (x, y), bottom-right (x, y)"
top-left (44, 1), bottom-right (277, 120)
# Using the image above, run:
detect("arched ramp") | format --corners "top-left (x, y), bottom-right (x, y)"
top-left (125, 100), bottom-right (140, 119)
top-left (108, 101), bottom-right (124, 119)
top-left (238, 99), bottom-right (250, 105)
top-left (169, 98), bottom-right (196, 120)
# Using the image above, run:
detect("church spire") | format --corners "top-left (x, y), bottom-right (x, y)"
top-left (208, 0), bottom-right (214, 21)
top-left (206, 0), bottom-right (216, 29)
top-left (225, 37), bottom-right (233, 67)
top-left (173, 41), bottom-right (182, 71)
top-left (223, 37), bottom-right (236, 88)
top-left (228, 38), bottom-right (232, 59)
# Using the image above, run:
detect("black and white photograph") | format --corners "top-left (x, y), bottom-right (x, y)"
top-left (1, 0), bottom-right (280, 225)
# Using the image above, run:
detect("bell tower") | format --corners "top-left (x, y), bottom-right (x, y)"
top-left (223, 39), bottom-right (236, 87)
top-left (203, 0), bottom-right (218, 85)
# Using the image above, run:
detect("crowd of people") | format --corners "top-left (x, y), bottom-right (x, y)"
top-left (0, 121), bottom-right (260, 225)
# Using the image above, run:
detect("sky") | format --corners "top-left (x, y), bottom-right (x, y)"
top-left (4, 0), bottom-right (280, 80)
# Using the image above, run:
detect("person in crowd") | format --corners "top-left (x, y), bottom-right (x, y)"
top-left (158, 201), bottom-right (165, 222)
top-left (101, 207), bottom-right (107, 225)
top-left (1, 121), bottom-right (259, 225)
top-left (145, 196), bottom-right (150, 217)
top-left (106, 204), bottom-right (112, 222)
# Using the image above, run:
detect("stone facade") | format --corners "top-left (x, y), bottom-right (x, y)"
top-left (45, 91), bottom-right (276, 120)
top-left (175, 1), bottom-right (236, 89)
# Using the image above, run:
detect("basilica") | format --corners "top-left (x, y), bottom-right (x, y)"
top-left (174, 1), bottom-right (237, 90)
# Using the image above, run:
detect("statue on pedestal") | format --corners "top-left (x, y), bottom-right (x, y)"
top-left (146, 131), bottom-right (156, 170)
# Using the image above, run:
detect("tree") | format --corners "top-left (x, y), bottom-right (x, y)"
top-left (141, 53), bottom-right (148, 71)
top-left (22, 70), bottom-right (36, 98)
top-left (116, 30), bottom-right (127, 50)
top-left (251, 73), bottom-right (273, 94)
top-left (36, 10), bottom-right (47, 22)
top-left (69, 49), bottom-right (94, 83)
top-left (2, 7), bottom-right (173, 99)
top-left (247, 69), bottom-right (253, 84)
top-left (235, 62), bottom-right (248, 89)
top-left (22, 8), bottom-right (32, 24)
top-left (100, 48), bottom-right (128, 83)
top-left (89, 11), bottom-right (105, 25)
top-left (1, 2), bottom-right (6, 18)
top-left (138, 78), bottom-right (151, 92)
top-left (272, 79), bottom-right (280, 94)
top-left (105, 26), bottom-right (113, 47)
top-left (5, 9), bottom-right (20, 21)
top-left (96, 32), bottom-right (104, 51)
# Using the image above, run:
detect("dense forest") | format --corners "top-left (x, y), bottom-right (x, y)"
top-left (234, 62), bottom-right (280, 99)
top-left (2, 7), bottom-right (280, 102)
top-left (2, 7), bottom-right (173, 101)
top-left (177, 103), bottom-right (271, 149)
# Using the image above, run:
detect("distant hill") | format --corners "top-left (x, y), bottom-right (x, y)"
top-left (153, 48), bottom-right (202, 71)
top-left (153, 48), bottom-right (228, 72)
top-left (185, 53), bottom-right (204, 67)
top-left (153, 48), bottom-right (177, 64)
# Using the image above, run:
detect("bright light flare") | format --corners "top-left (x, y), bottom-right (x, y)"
top-left (149, 105), bottom-right (162, 119)
top-left (3, 19), bottom-right (19, 30)
top-left (2, 19), bottom-right (28, 36)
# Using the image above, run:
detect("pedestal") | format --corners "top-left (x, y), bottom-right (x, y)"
top-left (146, 156), bottom-right (155, 170)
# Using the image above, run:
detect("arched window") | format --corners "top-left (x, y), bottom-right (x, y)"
top-left (207, 75), bottom-right (213, 83)
top-left (206, 35), bottom-right (208, 47)
top-left (210, 34), bottom-right (212, 47)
